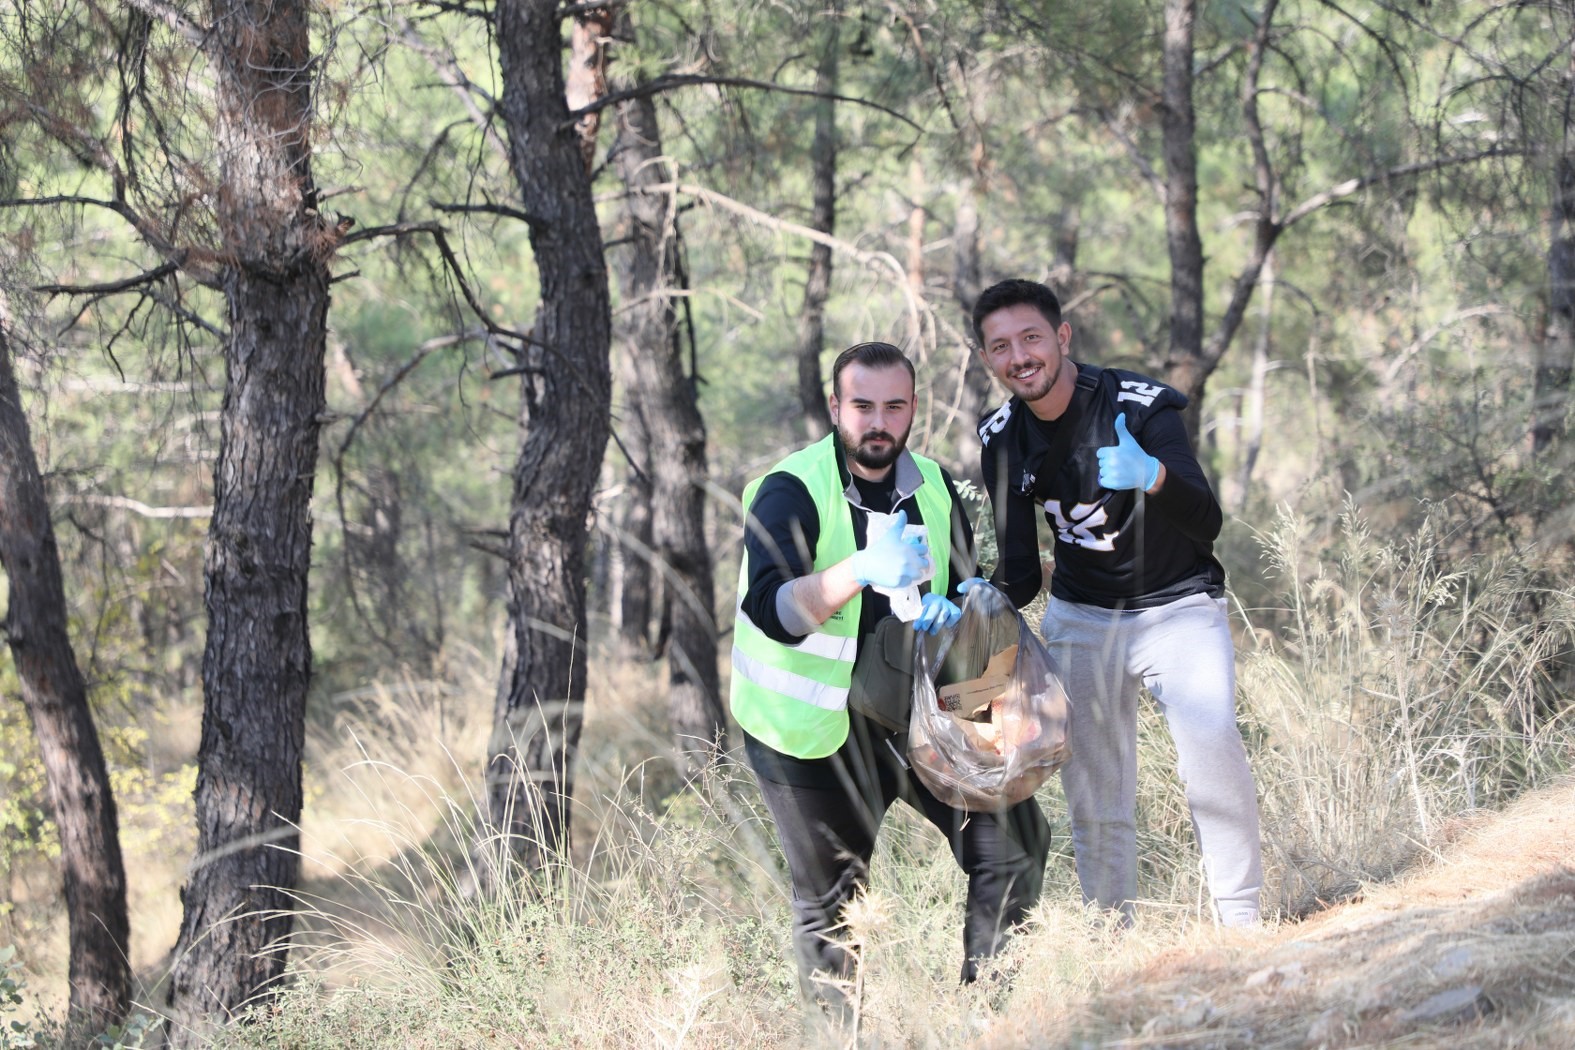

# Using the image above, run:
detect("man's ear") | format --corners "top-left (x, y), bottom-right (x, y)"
top-left (827, 394), bottom-right (839, 425)
top-left (1057, 323), bottom-right (1073, 353)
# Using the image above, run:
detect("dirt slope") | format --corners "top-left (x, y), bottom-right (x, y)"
top-left (993, 777), bottom-right (1575, 1049)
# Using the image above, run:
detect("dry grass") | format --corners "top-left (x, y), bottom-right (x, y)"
top-left (9, 506), bottom-right (1575, 1049)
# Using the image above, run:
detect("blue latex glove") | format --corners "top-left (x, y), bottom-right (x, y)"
top-left (1097, 413), bottom-right (1161, 491)
top-left (956, 576), bottom-right (991, 595)
top-left (913, 592), bottom-right (962, 635)
top-left (850, 509), bottom-right (930, 588)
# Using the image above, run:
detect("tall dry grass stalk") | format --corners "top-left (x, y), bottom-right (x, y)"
top-left (1239, 500), bottom-right (1575, 916)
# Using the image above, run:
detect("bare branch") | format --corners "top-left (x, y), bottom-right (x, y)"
top-left (1382, 305), bottom-right (1511, 387)
top-left (144, 292), bottom-right (226, 339)
top-left (342, 220), bottom-right (537, 345)
top-left (333, 330), bottom-right (485, 468)
top-left (64, 493), bottom-right (211, 520)
top-left (398, 18), bottom-right (510, 164)
top-left (34, 261), bottom-right (181, 298)
top-left (122, 0), bottom-right (207, 45)
top-left (567, 74), bottom-right (923, 132)
top-left (341, 220), bottom-right (610, 403)
top-left (413, 0), bottom-right (492, 18)
top-left (1280, 148), bottom-right (1519, 229)
top-left (432, 200), bottom-right (547, 230)
top-left (1095, 109), bottom-right (1167, 203)
top-left (653, 180), bottom-right (925, 335)
top-left (0, 194), bottom-right (124, 212)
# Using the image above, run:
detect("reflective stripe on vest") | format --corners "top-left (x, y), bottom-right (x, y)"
top-left (729, 434), bottom-right (954, 759)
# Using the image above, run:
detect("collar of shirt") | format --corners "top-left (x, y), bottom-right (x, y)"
top-left (833, 436), bottom-right (926, 511)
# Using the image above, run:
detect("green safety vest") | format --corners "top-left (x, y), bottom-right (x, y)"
top-left (730, 434), bottom-right (954, 758)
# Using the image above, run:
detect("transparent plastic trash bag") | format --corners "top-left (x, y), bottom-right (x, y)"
top-left (907, 583), bottom-right (1070, 811)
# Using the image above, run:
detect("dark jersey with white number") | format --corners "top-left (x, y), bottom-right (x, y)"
top-left (977, 363), bottom-right (1226, 611)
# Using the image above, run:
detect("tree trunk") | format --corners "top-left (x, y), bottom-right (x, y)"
top-left (611, 67), bottom-right (725, 768)
top-left (166, 0), bottom-right (332, 1038)
top-left (1159, 0), bottom-right (1208, 441)
top-left (1538, 152), bottom-right (1575, 455)
top-left (485, 0), bottom-right (613, 877)
top-left (906, 157), bottom-right (926, 296)
top-left (1234, 251), bottom-right (1274, 513)
top-left (613, 352), bottom-right (655, 655)
top-left (953, 186), bottom-right (996, 425)
top-left (0, 315), bottom-right (131, 1033)
top-left (795, 8), bottom-right (839, 437)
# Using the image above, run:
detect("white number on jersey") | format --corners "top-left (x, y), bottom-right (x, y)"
top-left (1047, 501), bottom-right (1117, 551)
top-left (1117, 380), bottom-right (1164, 407)
top-left (978, 400), bottom-right (1012, 445)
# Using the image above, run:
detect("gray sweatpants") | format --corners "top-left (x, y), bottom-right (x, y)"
top-left (1042, 592), bottom-right (1262, 925)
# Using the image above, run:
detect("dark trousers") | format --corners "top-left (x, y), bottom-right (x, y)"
top-left (745, 714), bottom-right (1051, 991)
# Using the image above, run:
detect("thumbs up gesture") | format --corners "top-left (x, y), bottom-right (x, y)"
top-left (850, 509), bottom-right (931, 588)
top-left (1097, 413), bottom-right (1161, 491)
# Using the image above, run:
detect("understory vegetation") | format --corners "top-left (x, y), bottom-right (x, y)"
top-left (11, 492), bottom-right (1571, 1048)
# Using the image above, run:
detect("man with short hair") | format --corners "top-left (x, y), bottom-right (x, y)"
top-left (731, 341), bottom-right (1050, 1002)
top-left (968, 278), bottom-right (1263, 928)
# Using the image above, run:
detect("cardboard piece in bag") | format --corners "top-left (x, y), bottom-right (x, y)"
top-left (936, 645), bottom-right (1017, 716)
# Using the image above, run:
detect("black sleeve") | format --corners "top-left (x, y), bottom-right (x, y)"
top-left (938, 467), bottom-right (977, 600)
top-left (739, 473), bottom-right (820, 644)
top-left (1141, 406), bottom-right (1223, 543)
top-left (980, 434), bottom-right (1044, 610)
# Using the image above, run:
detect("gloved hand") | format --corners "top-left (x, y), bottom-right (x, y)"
top-left (850, 509), bottom-right (931, 588)
top-left (913, 592), bottom-right (962, 635)
top-left (957, 576), bottom-right (992, 596)
top-left (1097, 413), bottom-right (1161, 491)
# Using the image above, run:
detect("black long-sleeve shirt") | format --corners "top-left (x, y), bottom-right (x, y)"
top-left (978, 364), bottom-right (1226, 611)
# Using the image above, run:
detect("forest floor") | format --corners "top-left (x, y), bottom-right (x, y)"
top-left (982, 776), bottom-right (1575, 1050)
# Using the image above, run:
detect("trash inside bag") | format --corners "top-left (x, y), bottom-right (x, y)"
top-left (908, 584), bottom-right (1070, 811)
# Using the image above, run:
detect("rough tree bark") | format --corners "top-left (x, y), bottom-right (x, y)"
top-left (1538, 150), bottom-right (1575, 455)
top-left (0, 313), bottom-right (131, 1033)
top-left (165, 0), bottom-right (334, 1038)
top-left (570, 4), bottom-right (656, 656)
top-left (1234, 251), bottom-right (1274, 513)
top-left (611, 61), bottom-right (726, 766)
top-left (795, 7), bottom-right (839, 438)
top-left (611, 354), bottom-right (656, 654)
top-left (1158, 0), bottom-right (1209, 440)
top-left (483, 0), bottom-right (613, 877)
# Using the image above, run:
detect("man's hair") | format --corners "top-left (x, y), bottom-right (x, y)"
top-left (830, 341), bottom-right (915, 398)
top-left (971, 279), bottom-right (1063, 344)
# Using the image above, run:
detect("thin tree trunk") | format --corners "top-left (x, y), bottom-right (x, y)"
top-left (1159, 0), bottom-right (1208, 441)
top-left (484, 0), bottom-right (613, 878)
top-left (1234, 251), bottom-right (1274, 514)
top-left (611, 63), bottom-right (725, 767)
top-left (592, 9), bottom-right (655, 659)
top-left (954, 185), bottom-right (996, 423)
top-left (906, 157), bottom-right (925, 296)
top-left (0, 313), bottom-right (131, 1033)
top-left (166, 0), bottom-right (333, 1037)
top-left (1538, 151), bottom-right (1575, 455)
top-left (613, 353), bottom-right (655, 655)
top-left (796, 7), bottom-right (839, 437)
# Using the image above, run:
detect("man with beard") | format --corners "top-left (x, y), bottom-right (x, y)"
top-left (731, 341), bottom-right (1050, 1009)
top-left (969, 278), bottom-right (1262, 929)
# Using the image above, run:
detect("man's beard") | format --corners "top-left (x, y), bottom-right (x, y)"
top-left (840, 424), bottom-right (909, 472)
